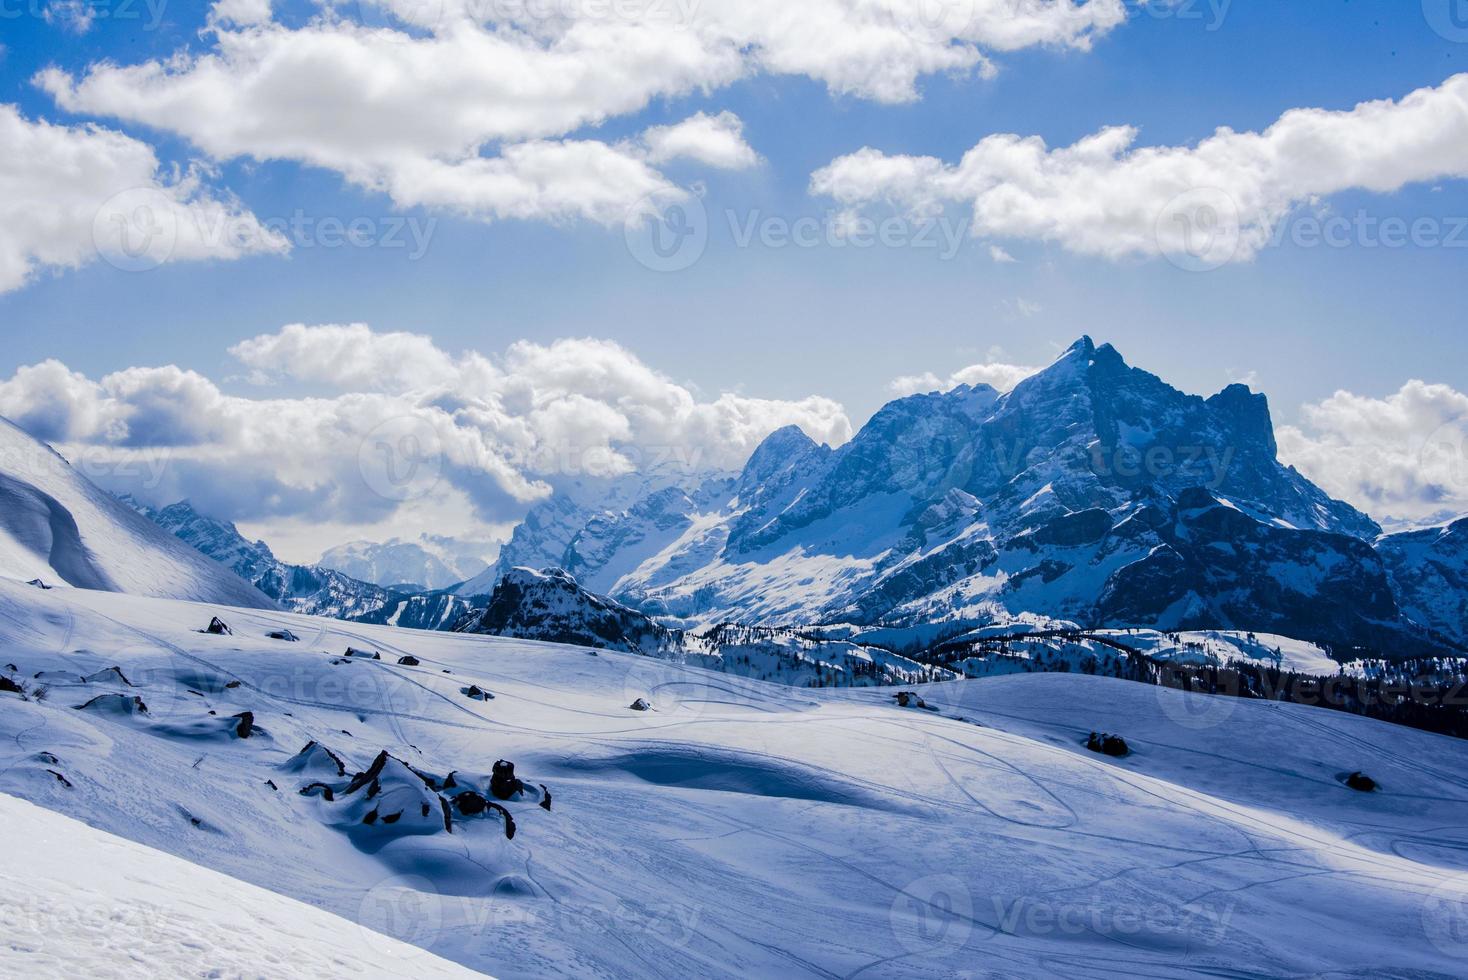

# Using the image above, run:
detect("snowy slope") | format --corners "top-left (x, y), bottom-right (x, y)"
top-left (0, 792), bottom-right (485, 979)
top-left (3, 580), bottom-right (1468, 977)
top-left (0, 420), bottom-right (274, 608)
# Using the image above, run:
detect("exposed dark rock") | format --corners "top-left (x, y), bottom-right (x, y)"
top-left (490, 759), bottom-right (525, 801)
top-left (1086, 732), bottom-right (1129, 757)
top-left (267, 629), bottom-right (300, 642)
top-left (232, 711), bottom-right (256, 739)
top-left (1345, 771), bottom-right (1378, 792)
top-left (203, 617), bottom-right (233, 635)
top-left (629, 698), bottom-right (651, 711)
top-left (398, 655), bottom-right (421, 666)
top-left (462, 685), bottom-right (493, 701)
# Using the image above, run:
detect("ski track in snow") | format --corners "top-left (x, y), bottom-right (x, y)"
top-left (3, 579), bottom-right (1468, 978)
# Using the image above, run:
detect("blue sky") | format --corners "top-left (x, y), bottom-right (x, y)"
top-left (1, 1), bottom-right (1467, 557)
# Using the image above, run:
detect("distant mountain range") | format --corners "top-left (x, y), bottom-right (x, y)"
top-left (467, 338), bottom-right (1468, 658)
top-left (3, 337), bottom-right (1464, 659)
top-left (125, 500), bottom-right (484, 630)
top-left (317, 535), bottom-right (491, 592)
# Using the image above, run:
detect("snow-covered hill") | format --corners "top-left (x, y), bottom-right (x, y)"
top-left (319, 535), bottom-right (492, 592)
top-left (0, 419), bottom-right (273, 608)
top-left (0, 792), bottom-right (483, 979)
top-left (4, 580), bottom-right (1468, 977)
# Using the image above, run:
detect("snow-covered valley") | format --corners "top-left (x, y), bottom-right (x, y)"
top-left (4, 580), bottom-right (1468, 977)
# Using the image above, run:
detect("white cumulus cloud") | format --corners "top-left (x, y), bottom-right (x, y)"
top-left (890, 359), bottom-right (1039, 397)
top-left (811, 74), bottom-right (1468, 264)
top-left (35, 1), bottom-right (1125, 227)
top-left (0, 104), bottom-right (287, 294)
top-left (0, 326), bottom-right (853, 554)
top-left (1278, 380), bottom-right (1468, 526)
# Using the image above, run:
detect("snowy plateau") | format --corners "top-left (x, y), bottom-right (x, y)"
top-left (1, 340), bottom-right (1468, 977)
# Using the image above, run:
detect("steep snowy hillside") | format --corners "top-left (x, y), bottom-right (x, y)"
top-left (320, 535), bottom-right (492, 591)
top-left (135, 499), bottom-right (480, 629)
top-left (492, 340), bottom-right (1444, 656)
top-left (2, 581), bottom-right (1467, 977)
top-left (0, 793), bottom-right (482, 979)
top-left (0, 419), bottom-right (273, 608)
top-left (1380, 518), bottom-right (1468, 641)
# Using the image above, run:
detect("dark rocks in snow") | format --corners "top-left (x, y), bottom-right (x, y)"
top-left (397, 655), bottom-right (421, 666)
top-left (539, 784), bottom-right (552, 812)
top-left (893, 692), bottom-right (935, 710)
top-left (203, 617), bottom-right (233, 636)
top-left (452, 792), bottom-right (516, 839)
top-left (267, 629), bottom-right (300, 642)
top-left (628, 698), bottom-right (651, 711)
top-left (300, 782), bottom-right (336, 802)
top-left (26, 578), bottom-right (52, 589)
top-left (282, 741), bottom-right (349, 778)
top-left (81, 667), bottom-right (133, 686)
top-left (454, 790), bottom-right (488, 816)
top-left (1345, 771), bottom-right (1378, 792)
top-left (0, 676), bottom-right (21, 694)
top-left (462, 685), bottom-right (493, 701)
top-left (232, 711), bottom-right (256, 739)
top-left (490, 760), bottom-right (525, 801)
top-left (47, 769), bottom-right (72, 788)
top-left (1086, 732), bottom-right (1129, 757)
top-left (225, 680), bottom-right (242, 689)
top-left (345, 647), bottom-right (381, 660)
top-left (265, 779), bottom-right (278, 791)
top-left (74, 693), bottom-right (149, 716)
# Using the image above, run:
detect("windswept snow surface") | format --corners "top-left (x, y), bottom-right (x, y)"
top-left (0, 792), bottom-right (484, 979)
top-left (3, 580), bottom-right (1468, 977)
